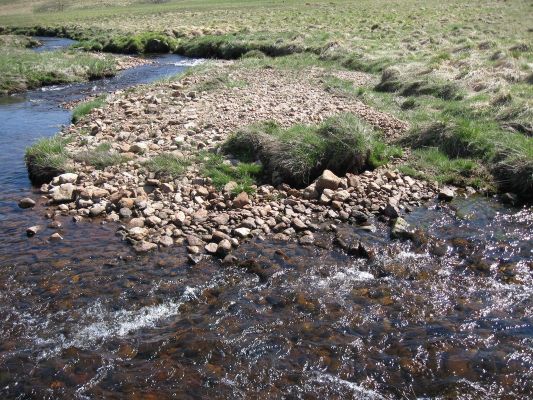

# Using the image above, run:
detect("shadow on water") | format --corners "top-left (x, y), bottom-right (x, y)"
top-left (0, 38), bottom-right (532, 399)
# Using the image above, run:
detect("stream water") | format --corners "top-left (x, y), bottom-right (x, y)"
top-left (0, 38), bottom-right (531, 399)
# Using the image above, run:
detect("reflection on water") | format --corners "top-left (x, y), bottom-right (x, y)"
top-left (0, 38), bottom-right (531, 399)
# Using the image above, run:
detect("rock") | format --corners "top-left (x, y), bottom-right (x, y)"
top-left (58, 173), bottom-right (78, 184)
top-left (49, 232), bottom-right (63, 241)
top-left (188, 254), bottom-right (203, 265)
top-left (291, 218), bottom-right (307, 231)
top-left (118, 198), bottom-right (135, 209)
top-left (217, 239), bottom-right (232, 256)
top-left (48, 220), bottom-right (62, 229)
top-left (212, 213), bottom-right (230, 225)
top-left (161, 183), bottom-right (174, 193)
top-left (186, 235), bottom-right (204, 247)
top-left (205, 242), bottom-right (218, 254)
top-left (18, 198), bottom-right (36, 209)
top-left (129, 217), bottom-right (145, 228)
top-left (383, 202), bottom-right (400, 218)
top-left (391, 217), bottom-right (415, 240)
top-left (299, 234), bottom-right (314, 245)
top-left (119, 208), bottom-right (133, 219)
top-left (233, 192), bottom-right (250, 208)
top-left (302, 183), bottom-right (319, 200)
top-left (50, 183), bottom-right (76, 203)
top-left (234, 227), bottom-right (251, 238)
top-left (26, 225), bottom-right (41, 237)
top-left (134, 240), bottom-right (157, 253)
top-left (315, 170), bottom-right (341, 192)
top-left (438, 187), bottom-right (455, 201)
top-left (223, 181), bottom-right (238, 194)
top-left (158, 236), bottom-right (173, 247)
top-left (128, 227), bottom-right (148, 240)
top-left (212, 230), bottom-right (231, 243)
top-left (130, 143), bottom-right (148, 154)
top-left (145, 215), bottom-right (162, 227)
top-left (187, 245), bottom-right (201, 254)
top-left (89, 204), bottom-right (106, 217)
top-left (501, 192), bottom-right (518, 205)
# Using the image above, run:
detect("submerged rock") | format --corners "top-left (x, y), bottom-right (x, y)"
top-left (391, 217), bottom-right (415, 240)
top-left (18, 198), bottom-right (36, 209)
top-left (26, 225), bottom-right (41, 237)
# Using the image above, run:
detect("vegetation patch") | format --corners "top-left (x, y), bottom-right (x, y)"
top-left (75, 31), bottom-right (179, 54)
top-left (72, 95), bottom-right (106, 123)
top-left (0, 47), bottom-right (116, 94)
top-left (194, 73), bottom-right (247, 92)
top-left (398, 148), bottom-right (493, 190)
top-left (223, 114), bottom-right (400, 187)
top-left (375, 67), bottom-right (464, 100)
top-left (199, 153), bottom-right (262, 194)
top-left (25, 135), bottom-right (70, 184)
top-left (143, 153), bottom-right (190, 177)
top-left (73, 143), bottom-right (129, 170)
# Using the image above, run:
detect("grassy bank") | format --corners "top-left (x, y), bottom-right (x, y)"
top-left (4, 0), bottom-right (531, 199)
top-left (0, 35), bottom-right (116, 94)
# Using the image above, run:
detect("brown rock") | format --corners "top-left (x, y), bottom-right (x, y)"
top-left (233, 192), bottom-right (250, 208)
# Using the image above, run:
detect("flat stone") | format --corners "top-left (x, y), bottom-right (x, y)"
top-left (18, 198), bottom-right (36, 209)
top-left (129, 217), bottom-right (145, 228)
top-left (291, 218), bottom-right (307, 231)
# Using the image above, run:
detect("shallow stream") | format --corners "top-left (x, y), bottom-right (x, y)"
top-left (0, 38), bottom-right (531, 399)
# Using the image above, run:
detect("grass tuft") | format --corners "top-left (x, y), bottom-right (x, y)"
top-left (223, 114), bottom-right (400, 187)
top-left (25, 135), bottom-right (70, 184)
top-left (72, 95), bottom-right (106, 123)
top-left (199, 152), bottom-right (261, 194)
top-left (143, 153), bottom-right (190, 177)
top-left (73, 142), bottom-right (129, 169)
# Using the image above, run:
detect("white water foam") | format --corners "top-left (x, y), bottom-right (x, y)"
top-left (36, 285), bottom-right (201, 360)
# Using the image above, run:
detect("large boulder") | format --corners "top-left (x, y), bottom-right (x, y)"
top-left (315, 170), bottom-right (341, 192)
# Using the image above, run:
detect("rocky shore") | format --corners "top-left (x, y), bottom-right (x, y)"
top-left (26, 62), bottom-right (454, 260)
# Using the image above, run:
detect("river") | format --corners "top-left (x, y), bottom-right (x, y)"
top-left (0, 37), bottom-right (531, 399)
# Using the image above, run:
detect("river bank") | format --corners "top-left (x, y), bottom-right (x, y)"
top-left (0, 1), bottom-right (532, 398)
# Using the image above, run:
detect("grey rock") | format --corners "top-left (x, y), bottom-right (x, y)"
top-left (18, 198), bottom-right (36, 209)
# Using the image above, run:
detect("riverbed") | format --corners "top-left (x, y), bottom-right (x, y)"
top-left (0, 38), bottom-right (531, 399)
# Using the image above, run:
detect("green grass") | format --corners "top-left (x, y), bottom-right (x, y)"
top-left (223, 114), bottom-right (401, 187)
top-left (143, 152), bottom-right (190, 177)
top-left (73, 142), bottom-right (130, 169)
top-left (199, 152), bottom-right (262, 194)
top-left (0, 46), bottom-right (116, 94)
top-left (72, 95), bottom-right (106, 123)
top-left (398, 148), bottom-right (492, 189)
top-left (25, 135), bottom-right (70, 184)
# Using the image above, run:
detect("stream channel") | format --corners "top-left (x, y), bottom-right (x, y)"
top-left (0, 37), bottom-right (531, 399)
